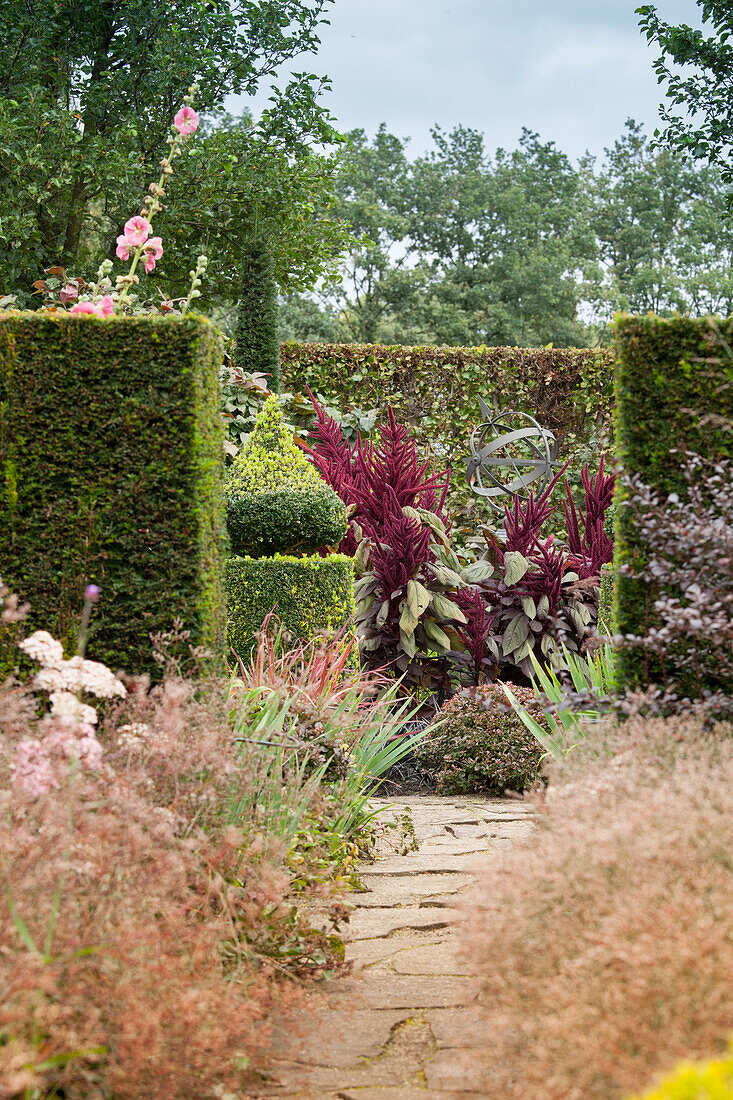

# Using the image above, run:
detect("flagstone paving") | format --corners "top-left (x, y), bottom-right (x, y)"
top-left (251, 794), bottom-right (534, 1098)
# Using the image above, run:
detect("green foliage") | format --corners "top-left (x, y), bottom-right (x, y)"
top-left (281, 341), bottom-right (614, 538)
top-left (593, 119), bottom-right (733, 319)
top-left (627, 1039), bottom-right (733, 1099)
top-left (315, 125), bottom-right (596, 347)
top-left (233, 238), bottom-right (282, 392)
top-left (226, 553), bottom-right (354, 656)
top-left (225, 396), bottom-right (346, 556)
top-left (0, 312), bottom-right (226, 675)
top-left (504, 644), bottom-right (615, 762)
top-left (415, 683), bottom-right (546, 794)
top-left (638, 2), bottom-right (733, 195)
top-left (612, 314), bottom-right (733, 693)
top-left (598, 562), bottom-right (615, 632)
top-left (0, 0), bottom-right (347, 304)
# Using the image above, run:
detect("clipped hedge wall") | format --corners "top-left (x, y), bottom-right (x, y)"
top-left (280, 342), bottom-right (614, 529)
top-left (613, 314), bottom-right (733, 693)
top-left (226, 553), bottom-right (354, 656)
top-left (0, 312), bottom-right (227, 674)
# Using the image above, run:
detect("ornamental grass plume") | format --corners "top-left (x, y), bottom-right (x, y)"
top-left (466, 715), bottom-right (733, 1100)
top-left (0, 609), bottom-right (309, 1098)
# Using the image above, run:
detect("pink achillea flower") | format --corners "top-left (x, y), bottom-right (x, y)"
top-left (123, 215), bottom-right (151, 247)
top-left (19, 630), bottom-right (64, 668)
top-left (12, 739), bottom-right (58, 796)
top-left (173, 105), bottom-right (199, 134)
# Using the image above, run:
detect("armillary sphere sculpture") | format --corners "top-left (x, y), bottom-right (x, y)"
top-left (466, 397), bottom-right (559, 507)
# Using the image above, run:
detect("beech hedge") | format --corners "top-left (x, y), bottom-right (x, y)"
top-left (279, 342), bottom-right (614, 530)
top-left (0, 312), bottom-right (227, 675)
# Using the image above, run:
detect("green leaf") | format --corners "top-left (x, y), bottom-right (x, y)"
top-left (536, 595), bottom-right (550, 618)
top-left (504, 551), bottom-right (530, 586)
top-left (521, 596), bottom-right (537, 618)
top-left (407, 579), bottom-right (431, 618)
top-left (431, 592), bottom-right (468, 623)
top-left (376, 599), bottom-right (390, 628)
top-left (461, 560), bottom-right (494, 583)
top-left (399, 601), bottom-right (419, 636)
top-left (400, 628), bottom-right (417, 657)
top-left (422, 620), bottom-right (452, 652)
top-left (502, 612), bottom-right (530, 656)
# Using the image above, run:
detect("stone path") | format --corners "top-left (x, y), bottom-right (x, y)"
top-left (253, 794), bottom-right (534, 1099)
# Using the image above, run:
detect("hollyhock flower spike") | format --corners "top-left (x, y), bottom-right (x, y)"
top-left (173, 105), bottom-right (199, 135)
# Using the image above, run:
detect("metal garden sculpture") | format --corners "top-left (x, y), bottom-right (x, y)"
top-left (466, 397), bottom-right (559, 507)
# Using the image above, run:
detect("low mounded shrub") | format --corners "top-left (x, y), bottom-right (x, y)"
top-left (468, 716), bottom-right (733, 1099)
top-left (415, 683), bottom-right (546, 794)
top-left (226, 553), bottom-right (354, 657)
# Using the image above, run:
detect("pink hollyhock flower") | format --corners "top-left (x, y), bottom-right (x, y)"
top-left (123, 215), bottom-right (151, 247)
top-left (97, 295), bottom-right (114, 317)
top-left (173, 105), bottom-right (199, 135)
top-left (70, 301), bottom-right (99, 316)
top-left (59, 284), bottom-right (78, 304)
top-left (115, 234), bottom-right (131, 260)
top-left (143, 255), bottom-right (157, 274)
top-left (144, 236), bottom-right (163, 260)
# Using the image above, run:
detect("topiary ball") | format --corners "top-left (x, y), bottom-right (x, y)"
top-left (225, 396), bottom-right (347, 557)
top-left (415, 683), bottom-right (546, 794)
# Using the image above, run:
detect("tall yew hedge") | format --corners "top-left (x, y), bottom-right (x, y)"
top-left (613, 314), bottom-right (733, 693)
top-left (0, 312), bottom-right (227, 674)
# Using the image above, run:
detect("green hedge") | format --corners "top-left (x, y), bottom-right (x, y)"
top-left (279, 341), bottom-right (614, 530)
top-left (0, 312), bottom-right (227, 674)
top-left (612, 314), bottom-right (733, 693)
top-left (226, 553), bottom-right (354, 656)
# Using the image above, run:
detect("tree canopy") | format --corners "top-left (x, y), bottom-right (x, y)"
top-left (638, 2), bottom-right (733, 190)
top-left (0, 0), bottom-right (349, 303)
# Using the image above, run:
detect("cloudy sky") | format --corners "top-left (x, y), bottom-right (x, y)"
top-left (230, 0), bottom-right (704, 161)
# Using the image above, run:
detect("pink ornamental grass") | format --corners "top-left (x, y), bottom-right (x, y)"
top-left (173, 105), bottom-right (199, 135)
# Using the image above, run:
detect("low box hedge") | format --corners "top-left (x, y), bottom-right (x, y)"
top-left (0, 312), bottom-right (227, 675)
top-left (226, 553), bottom-right (354, 657)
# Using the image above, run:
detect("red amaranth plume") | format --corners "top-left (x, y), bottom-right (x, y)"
top-left (503, 463), bottom-right (568, 555)
top-left (563, 455), bottom-right (616, 578)
top-left (453, 585), bottom-right (495, 681)
top-left (369, 488), bottom-right (433, 607)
